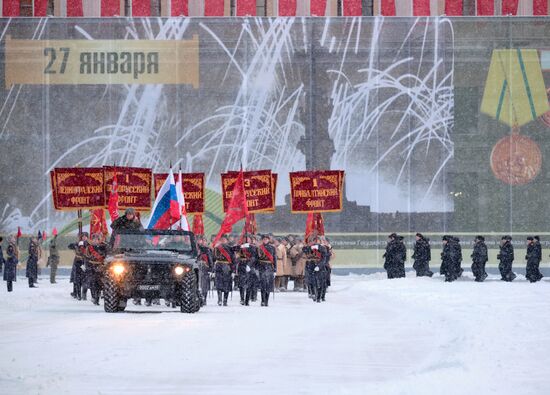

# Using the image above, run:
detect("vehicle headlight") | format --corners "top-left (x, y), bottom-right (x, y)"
top-left (112, 263), bottom-right (126, 276)
top-left (174, 266), bottom-right (185, 276)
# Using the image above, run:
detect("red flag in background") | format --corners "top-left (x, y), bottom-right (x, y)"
top-left (305, 212), bottom-right (324, 242)
top-left (52, 228), bottom-right (58, 237)
top-left (101, 0), bottom-right (119, 16)
top-left (212, 169), bottom-right (248, 246)
top-left (192, 214), bottom-right (204, 235)
top-left (42, 231), bottom-right (47, 241)
top-left (17, 226), bottom-right (22, 239)
top-left (239, 213), bottom-right (258, 243)
top-left (90, 209), bottom-right (109, 240)
top-left (172, 0), bottom-right (188, 16)
top-left (108, 171), bottom-right (119, 221)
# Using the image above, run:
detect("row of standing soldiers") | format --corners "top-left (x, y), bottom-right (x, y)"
top-left (384, 233), bottom-right (544, 283)
top-left (196, 233), bottom-right (334, 307)
top-left (1, 235), bottom-right (49, 291)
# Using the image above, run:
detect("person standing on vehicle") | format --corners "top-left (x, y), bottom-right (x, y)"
top-left (498, 235), bottom-right (516, 282)
top-left (197, 236), bottom-right (213, 306)
top-left (257, 234), bottom-right (276, 307)
top-left (471, 235), bottom-right (488, 282)
top-left (26, 236), bottom-right (40, 288)
top-left (3, 235), bottom-right (18, 292)
top-left (213, 234), bottom-right (236, 306)
top-left (87, 233), bottom-right (108, 305)
top-left (110, 208), bottom-right (144, 246)
top-left (46, 233), bottom-right (60, 284)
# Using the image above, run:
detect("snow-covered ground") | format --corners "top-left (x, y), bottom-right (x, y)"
top-left (1, 272), bottom-right (549, 395)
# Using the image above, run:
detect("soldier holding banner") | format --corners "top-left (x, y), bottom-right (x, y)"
top-left (257, 234), bottom-right (276, 307)
top-left (87, 233), bottom-right (108, 305)
top-left (303, 235), bottom-right (329, 303)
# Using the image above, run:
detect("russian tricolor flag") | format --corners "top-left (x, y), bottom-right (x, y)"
top-left (147, 169), bottom-right (180, 230)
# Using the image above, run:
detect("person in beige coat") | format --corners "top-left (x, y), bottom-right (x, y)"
top-left (274, 237), bottom-right (291, 291)
top-left (289, 236), bottom-right (307, 291)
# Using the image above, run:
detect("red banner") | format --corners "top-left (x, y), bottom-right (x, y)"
top-left (50, 167), bottom-right (105, 210)
top-left (221, 170), bottom-right (277, 213)
top-left (154, 172), bottom-right (205, 214)
top-left (290, 170), bottom-right (344, 213)
top-left (101, 0), bottom-right (119, 16)
top-left (103, 166), bottom-right (152, 211)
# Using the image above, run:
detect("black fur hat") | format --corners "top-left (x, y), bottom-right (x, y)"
top-left (534, 235), bottom-right (540, 241)
top-left (389, 233), bottom-right (397, 239)
top-left (527, 236), bottom-right (534, 241)
top-left (475, 235), bottom-right (485, 242)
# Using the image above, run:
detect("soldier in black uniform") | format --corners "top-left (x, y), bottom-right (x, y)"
top-left (443, 235), bottom-right (462, 282)
top-left (68, 232), bottom-right (89, 300)
top-left (257, 234), bottom-right (276, 307)
top-left (87, 233), bottom-right (108, 305)
top-left (412, 233), bottom-right (433, 277)
top-left (46, 234), bottom-right (60, 284)
top-left (236, 234), bottom-right (259, 306)
top-left (497, 235), bottom-right (516, 282)
top-left (525, 236), bottom-right (543, 283)
top-left (26, 236), bottom-right (40, 288)
top-left (384, 233), bottom-right (406, 279)
top-left (213, 234), bottom-right (236, 306)
top-left (533, 236), bottom-right (544, 282)
top-left (471, 235), bottom-right (488, 282)
top-left (451, 236), bottom-right (464, 278)
top-left (3, 236), bottom-right (18, 292)
top-left (303, 236), bottom-right (329, 303)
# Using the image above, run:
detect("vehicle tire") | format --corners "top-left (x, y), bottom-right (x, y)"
top-left (180, 271), bottom-right (200, 313)
top-left (104, 276), bottom-right (121, 313)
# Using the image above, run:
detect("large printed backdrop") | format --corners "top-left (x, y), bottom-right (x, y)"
top-left (0, 17), bottom-right (549, 234)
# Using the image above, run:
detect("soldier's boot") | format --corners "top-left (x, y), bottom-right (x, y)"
top-left (314, 287), bottom-right (321, 303)
top-left (321, 287), bottom-right (327, 302)
top-left (217, 291), bottom-right (223, 306)
top-left (251, 288), bottom-right (258, 302)
top-left (133, 298), bottom-right (142, 305)
top-left (145, 299), bottom-right (152, 307)
top-left (260, 291), bottom-right (266, 307)
top-left (244, 289), bottom-right (251, 306)
top-left (239, 288), bottom-right (245, 305)
top-left (82, 288), bottom-right (87, 301)
top-left (28, 278), bottom-right (35, 288)
top-left (264, 292), bottom-right (270, 307)
top-left (223, 292), bottom-right (229, 306)
top-left (7, 281), bottom-right (13, 292)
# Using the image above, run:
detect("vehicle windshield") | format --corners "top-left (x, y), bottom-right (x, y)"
top-left (113, 231), bottom-right (193, 253)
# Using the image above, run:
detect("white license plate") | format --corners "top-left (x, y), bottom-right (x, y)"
top-left (137, 285), bottom-right (160, 291)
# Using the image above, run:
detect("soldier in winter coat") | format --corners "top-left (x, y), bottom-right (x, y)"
top-left (0, 237), bottom-right (4, 274)
top-left (525, 236), bottom-right (543, 283)
top-left (46, 235), bottom-right (60, 284)
top-left (497, 235), bottom-right (516, 282)
top-left (236, 234), bottom-right (259, 306)
top-left (289, 236), bottom-right (307, 291)
top-left (3, 236), bottom-right (18, 292)
top-left (471, 235), bottom-right (488, 282)
top-left (303, 236), bottom-right (330, 303)
top-left (213, 234), bottom-right (237, 306)
top-left (412, 233), bottom-right (433, 277)
top-left (69, 232), bottom-right (89, 300)
top-left (257, 234), bottom-right (276, 307)
top-left (384, 233), bottom-right (406, 279)
top-left (26, 237), bottom-right (40, 288)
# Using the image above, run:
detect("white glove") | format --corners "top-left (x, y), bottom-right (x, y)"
top-left (242, 243), bottom-right (250, 248)
top-left (78, 241), bottom-right (84, 246)
top-left (246, 266), bottom-right (251, 273)
top-left (231, 273), bottom-right (236, 279)
top-left (312, 245), bottom-right (318, 250)
top-left (314, 266), bottom-right (320, 272)
top-left (81, 266), bottom-right (86, 272)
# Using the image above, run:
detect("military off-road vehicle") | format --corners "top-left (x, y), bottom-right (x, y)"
top-left (103, 229), bottom-right (201, 313)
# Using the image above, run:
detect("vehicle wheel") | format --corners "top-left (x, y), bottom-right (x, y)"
top-left (180, 271), bottom-right (200, 313)
top-left (104, 276), bottom-right (121, 313)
